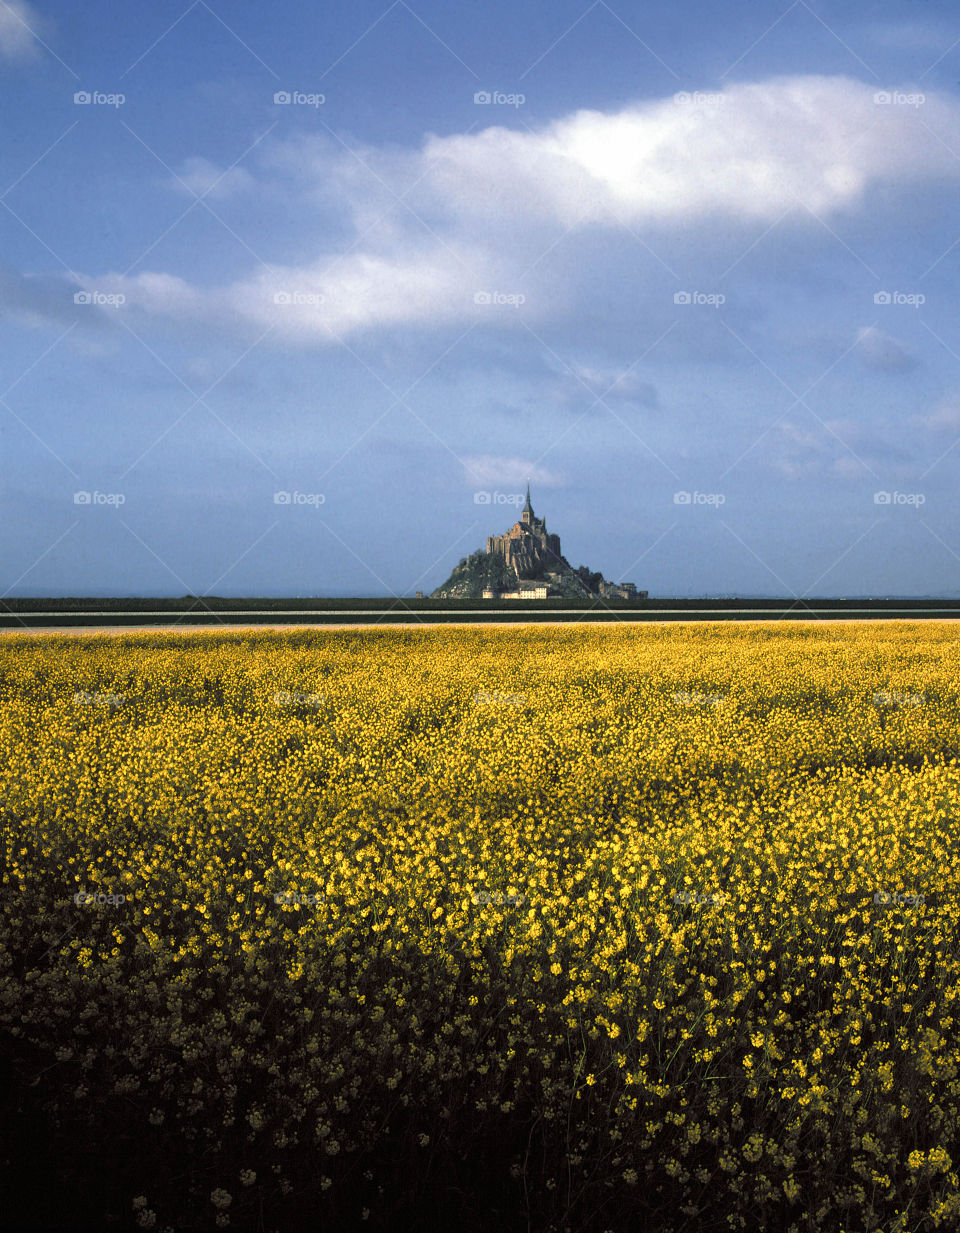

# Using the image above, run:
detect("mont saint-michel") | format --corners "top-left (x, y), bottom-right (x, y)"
top-left (432, 485), bottom-right (647, 600)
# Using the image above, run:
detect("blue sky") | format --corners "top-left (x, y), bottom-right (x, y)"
top-left (4, 0), bottom-right (960, 597)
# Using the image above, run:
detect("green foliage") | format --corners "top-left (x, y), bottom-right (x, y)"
top-left (431, 548), bottom-right (517, 597)
top-left (432, 547), bottom-right (605, 598)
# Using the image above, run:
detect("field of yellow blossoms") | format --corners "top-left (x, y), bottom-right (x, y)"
top-left (2, 622), bottom-right (960, 1233)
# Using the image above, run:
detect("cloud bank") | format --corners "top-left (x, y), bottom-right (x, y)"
top-left (35, 74), bottom-right (960, 345)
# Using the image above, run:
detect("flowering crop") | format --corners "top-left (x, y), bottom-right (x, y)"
top-left (2, 623), bottom-right (960, 1232)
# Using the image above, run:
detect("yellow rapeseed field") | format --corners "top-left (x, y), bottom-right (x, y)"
top-left (2, 622), bottom-right (960, 1233)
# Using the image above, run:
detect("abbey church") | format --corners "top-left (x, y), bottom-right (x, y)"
top-left (484, 485), bottom-right (563, 586)
top-left (432, 484), bottom-right (645, 600)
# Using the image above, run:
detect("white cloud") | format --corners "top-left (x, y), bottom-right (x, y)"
top-left (69, 75), bottom-right (960, 346)
top-left (0, 0), bottom-right (41, 61)
top-left (92, 240), bottom-right (538, 342)
top-left (173, 157), bottom-right (256, 200)
top-left (921, 396), bottom-right (960, 432)
top-left (855, 326), bottom-right (917, 372)
top-left (419, 75), bottom-right (954, 227)
top-left (780, 421), bottom-right (829, 454)
top-left (832, 457), bottom-right (871, 479)
top-left (571, 365), bottom-right (658, 405)
top-left (233, 247), bottom-right (487, 338)
top-left (461, 456), bottom-right (563, 488)
top-left (114, 271), bottom-right (205, 317)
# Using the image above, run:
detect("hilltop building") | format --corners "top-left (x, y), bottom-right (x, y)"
top-left (433, 482), bottom-right (645, 601)
top-left (485, 484), bottom-right (562, 579)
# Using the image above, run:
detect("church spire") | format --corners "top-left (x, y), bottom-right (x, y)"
top-left (523, 478), bottom-right (532, 514)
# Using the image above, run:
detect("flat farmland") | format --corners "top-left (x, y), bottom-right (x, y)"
top-left (2, 624), bottom-right (960, 1232)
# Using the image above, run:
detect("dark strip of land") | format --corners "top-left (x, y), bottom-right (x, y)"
top-left (3, 598), bottom-right (960, 628)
